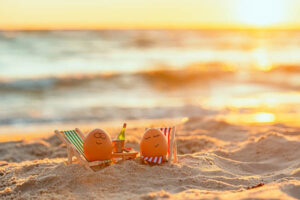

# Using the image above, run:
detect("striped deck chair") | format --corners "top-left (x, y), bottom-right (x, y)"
top-left (141, 126), bottom-right (177, 164)
top-left (55, 128), bottom-right (112, 171)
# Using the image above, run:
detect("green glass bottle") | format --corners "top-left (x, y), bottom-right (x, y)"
top-left (117, 123), bottom-right (126, 140)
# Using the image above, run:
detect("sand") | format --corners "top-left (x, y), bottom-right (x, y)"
top-left (1, 117), bottom-right (300, 200)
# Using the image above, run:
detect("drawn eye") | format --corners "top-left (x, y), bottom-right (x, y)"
top-left (153, 135), bottom-right (160, 138)
top-left (94, 132), bottom-right (106, 139)
top-left (144, 137), bottom-right (151, 140)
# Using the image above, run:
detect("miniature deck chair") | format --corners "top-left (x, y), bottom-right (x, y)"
top-left (141, 127), bottom-right (177, 164)
top-left (55, 128), bottom-right (112, 171)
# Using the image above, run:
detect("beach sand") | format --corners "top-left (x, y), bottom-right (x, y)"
top-left (1, 117), bottom-right (300, 200)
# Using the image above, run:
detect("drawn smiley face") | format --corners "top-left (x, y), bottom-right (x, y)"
top-left (83, 128), bottom-right (113, 161)
top-left (94, 132), bottom-right (107, 145)
top-left (140, 128), bottom-right (168, 157)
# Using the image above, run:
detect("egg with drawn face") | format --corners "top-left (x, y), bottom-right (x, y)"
top-left (83, 129), bottom-right (112, 161)
top-left (140, 128), bottom-right (168, 157)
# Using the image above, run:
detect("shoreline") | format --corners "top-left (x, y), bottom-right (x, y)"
top-left (0, 117), bottom-right (186, 142)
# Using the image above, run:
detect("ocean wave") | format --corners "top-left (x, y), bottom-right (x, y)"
top-left (0, 64), bottom-right (235, 92)
top-left (0, 73), bottom-right (121, 92)
top-left (1, 63), bottom-right (300, 93)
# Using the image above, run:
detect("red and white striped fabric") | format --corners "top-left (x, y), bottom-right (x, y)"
top-left (141, 155), bottom-right (164, 164)
top-left (141, 127), bottom-right (172, 164)
top-left (159, 128), bottom-right (172, 153)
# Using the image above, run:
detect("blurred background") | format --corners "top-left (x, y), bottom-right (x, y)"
top-left (1, 0), bottom-right (300, 128)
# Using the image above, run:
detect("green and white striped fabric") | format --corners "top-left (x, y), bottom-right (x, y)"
top-left (63, 130), bottom-right (87, 160)
top-left (63, 130), bottom-right (112, 164)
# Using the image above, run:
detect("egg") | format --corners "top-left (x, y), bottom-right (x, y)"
top-left (83, 128), bottom-right (113, 161)
top-left (140, 128), bottom-right (168, 157)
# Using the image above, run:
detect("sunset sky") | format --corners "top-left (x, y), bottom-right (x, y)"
top-left (1, 0), bottom-right (300, 30)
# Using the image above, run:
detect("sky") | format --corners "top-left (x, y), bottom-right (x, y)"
top-left (0, 0), bottom-right (300, 30)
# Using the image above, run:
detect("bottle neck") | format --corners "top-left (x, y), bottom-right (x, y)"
top-left (120, 127), bottom-right (125, 133)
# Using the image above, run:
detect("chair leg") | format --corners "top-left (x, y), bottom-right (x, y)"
top-left (168, 127), bottom-right (176, 163)
top-left (67, 147), bottom-right (73, 165)
top-left (173, 140), bottom-right (177, 163)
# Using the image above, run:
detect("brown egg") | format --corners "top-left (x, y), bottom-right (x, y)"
top-left (83, 128), bottom-right (113, 161)
top-left (140, 128), bottom-right (168, 157)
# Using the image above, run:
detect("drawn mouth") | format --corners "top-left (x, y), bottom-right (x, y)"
top-left (154, 144), bottom-right (159, 148)
top-left (96, 140), bottom-right (102, 145)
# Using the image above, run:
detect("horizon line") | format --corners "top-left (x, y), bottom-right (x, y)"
top-left (1, 26), bottom-right (300, 31)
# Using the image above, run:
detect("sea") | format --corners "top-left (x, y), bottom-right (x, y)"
top-left (1, 30), bottom-right (300, 126)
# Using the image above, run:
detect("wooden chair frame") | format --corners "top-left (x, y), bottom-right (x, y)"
top-left (55, 128), bottom-right (139, 171)
top-left (169, 126), bottom-right (178, 163)
top-left (55, 128), bottom-right (111, 172)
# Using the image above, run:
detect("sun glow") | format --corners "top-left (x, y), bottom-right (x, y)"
top-left (237, 0), bottom-right (286, 27)
top-left (0, 0), bottom-right (298, 30)
top-left (254, 112), bottom-right (275, 123)
top-left (253, 48), bottom-right (273, 71)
